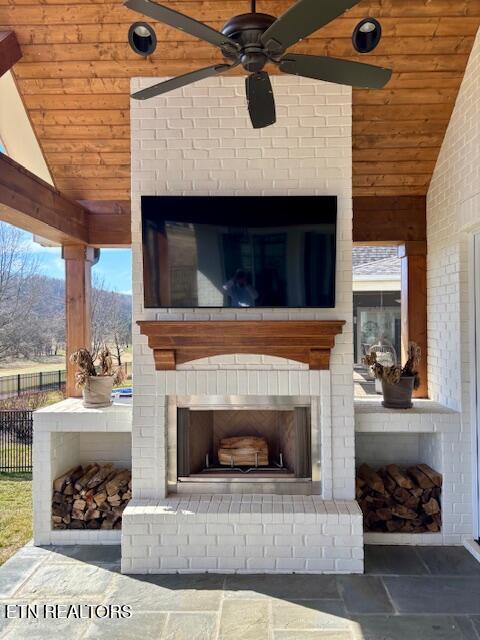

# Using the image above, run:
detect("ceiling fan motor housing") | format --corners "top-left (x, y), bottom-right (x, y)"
top-left (221, 13), bottom-right (278, 71)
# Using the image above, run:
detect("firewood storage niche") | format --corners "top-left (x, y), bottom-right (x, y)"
top-left (173, 397), bottom-right (314, 494)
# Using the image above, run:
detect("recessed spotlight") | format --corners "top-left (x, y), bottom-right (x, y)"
top-left (352, 18), bottom-right (382, 54)
top-left (128, 22), bottom-right (157, 57)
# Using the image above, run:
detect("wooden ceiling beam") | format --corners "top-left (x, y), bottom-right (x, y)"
top-left (0, 154), bottom-right (131, 246)
top-left (0, 152), bottom-right (89, 245)
top-left (0, 31), bottom-right (21, 77)
top-left (80, 199), bottom-right (131, 247)
top-left (353, 195), bottom-right (426, 244)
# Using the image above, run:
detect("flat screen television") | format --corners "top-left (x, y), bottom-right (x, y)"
top-left (142, 196), bottom-right (337, 309)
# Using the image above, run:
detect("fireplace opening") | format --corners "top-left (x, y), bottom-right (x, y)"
top-left (177, 407), bottom-right (311, 482)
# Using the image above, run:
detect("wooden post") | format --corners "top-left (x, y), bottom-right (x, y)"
top-left (63, 245), bottom-right (95, 397)
top-left (399, 241), bottom-right (428, 398)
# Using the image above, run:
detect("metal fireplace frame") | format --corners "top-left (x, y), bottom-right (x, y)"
top-left (167, 395), bottom-right (320, 495)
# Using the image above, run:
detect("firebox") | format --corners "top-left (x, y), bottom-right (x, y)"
top-left (168, 396), bottom-right (317, 495)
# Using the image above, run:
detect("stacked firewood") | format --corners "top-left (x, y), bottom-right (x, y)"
top-left (356, 463), bottom-right (442, 533)
top-left (52, 464), bottom-right (131, 530)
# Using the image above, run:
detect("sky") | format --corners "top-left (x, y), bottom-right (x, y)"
top-left (22, 229), bottom-right (133, 295)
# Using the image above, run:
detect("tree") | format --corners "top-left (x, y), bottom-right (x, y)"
top-left (109, 292), bottom-right (131, 366)
top-left (90, 274), bottom-right (110, 361)
top-left (0, 224), bottom-right (132, 364)
top-left (91, 274), bottom-right (131, 364)
top-left (0, 223), bottom-right (40, 360)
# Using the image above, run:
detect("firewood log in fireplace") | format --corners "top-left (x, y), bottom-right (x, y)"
top-left (218, 436), bottom-right (269, 467)
top-left (52, 464), bottom-right (131, 530)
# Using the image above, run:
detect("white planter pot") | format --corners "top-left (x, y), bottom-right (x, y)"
top-left (82, 376), bottom-right (114, 408)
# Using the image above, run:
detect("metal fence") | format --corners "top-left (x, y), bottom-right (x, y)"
top-left (0, 410), bottom-right (33, 472)
top-left (0, 361), bottom-right (131, 400)
top-left (0, 370), bottom-right (66, 399)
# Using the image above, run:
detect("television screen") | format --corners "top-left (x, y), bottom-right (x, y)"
top-left (142, 196), bottom-right (337, 309)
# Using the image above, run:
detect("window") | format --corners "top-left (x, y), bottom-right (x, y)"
top-left (353, 246), bottom-right (401, 395)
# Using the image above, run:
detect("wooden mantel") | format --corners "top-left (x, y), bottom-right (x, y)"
top-left (137, 320), bottom-right (346, 371)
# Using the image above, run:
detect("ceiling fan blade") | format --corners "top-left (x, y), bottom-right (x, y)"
top-left (246, 72), bottom-right (276, 129)
top-left (261, 0), bottom-right (361, 54)
top-left (124, 0), bottom-right (239, 52)
top-left (131, 64), bottom-right (234, 100)
top-left (279, 54), bottom-right (392, 89)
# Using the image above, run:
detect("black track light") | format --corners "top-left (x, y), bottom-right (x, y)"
top-left (352, 18), bottom-right (382, 54)
top-left (128, 21), bottom-right (157, 56)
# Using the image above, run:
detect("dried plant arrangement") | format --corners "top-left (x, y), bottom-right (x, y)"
top-left (363, 342), bottom-right (421, 390)
top-left (70, 345), bottom-right (125, 390)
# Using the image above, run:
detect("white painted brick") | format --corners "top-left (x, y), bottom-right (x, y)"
top-left (207, 545), bottom-right (235, 557)
top-left (218, 557), bottom-right (246, 570)
top-left (264, 545), bottom-right (293, 558)
top-left (293, 546), bottom-right (323, 558)
top-left (189, 557), bottom-right (217, 570)
top-left (162, 534), bottom-right (188, 545)
top-left (235, 524), bottom-right (264, 535)
top-left (178, 545), bottom-right (207, 557)
top-left (246, 535), bottom-right (274, 546)
top-left (246, 558), bottom-right (276, 570)
top-left (217, 535), bottom-right (245, 546)
top-left (335, 558), bottom-right (364, 573)
top-left (235, 545), bottom-right (264, 558)
top-left (305, 559), bottom-right (335, 571)
top-left (275, 534), bottom-right (304, 546)
top-left (122, 498), bottom-right (362, 573)
top-left (124, 74), bottom-right (361, 571)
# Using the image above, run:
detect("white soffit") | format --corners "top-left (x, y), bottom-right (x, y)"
top-left (0, 71), bottom-right (53, 186)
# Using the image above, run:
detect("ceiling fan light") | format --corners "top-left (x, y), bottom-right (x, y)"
top-left (128, 21), bottom-right (157, 57)
top-left (352, 18), bottom-right (382, 54)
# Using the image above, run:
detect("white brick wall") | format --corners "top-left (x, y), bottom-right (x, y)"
top-left (122, 496), bottom-right (363, 574)
top-left (33, 399), bottom-right (132, 545)
top-left (427, 27), bottom-right (480, 541)
top-left (79, 433), bottom-right (131, 469)
top-left (130, 75), bottom-right (354, 501)
top-left (354, 398), bottom-right (464, 544)
top-left (126, 75), bottom-right (359, 573)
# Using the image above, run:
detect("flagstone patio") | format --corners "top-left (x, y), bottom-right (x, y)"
top-left (1, 544), bottom-right (480, 639)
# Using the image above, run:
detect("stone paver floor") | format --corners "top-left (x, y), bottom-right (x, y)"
top-left (1, 544), bottom-right (480, 639)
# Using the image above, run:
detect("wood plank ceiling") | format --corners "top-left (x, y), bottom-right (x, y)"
top-left (1, 0), bottom-right (480, 205)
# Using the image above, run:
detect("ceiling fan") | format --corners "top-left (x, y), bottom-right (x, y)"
top-left (125, 0), bottom-right (392, 129)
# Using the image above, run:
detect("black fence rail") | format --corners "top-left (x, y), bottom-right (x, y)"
top-left (0, 362), bottom-right (132, 400)
top-left (0, 369), bottom-right (66, 399)
top-left (0, 410), bottom-right (33, 472)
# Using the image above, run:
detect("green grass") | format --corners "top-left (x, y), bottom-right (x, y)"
top-left (0, 472), bottom-right (32, 565)
top-left (0, 443), bottom-right (32, 470)
top-left (113, 380), bottom-right (133, 390)
top-left (0, 356), bottom-right (65, 377)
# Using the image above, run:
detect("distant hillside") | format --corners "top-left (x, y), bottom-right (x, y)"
top-left (0, 272), bottom-right (132, 361)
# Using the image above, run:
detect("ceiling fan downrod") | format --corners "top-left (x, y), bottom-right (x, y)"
top-left (251, 0), bottom-right (256, 13)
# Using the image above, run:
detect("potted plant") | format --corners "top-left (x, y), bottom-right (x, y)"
top-left (70, 346), bottom-right (125, 408)
top-left (363, 343), bottom-right (421, 409)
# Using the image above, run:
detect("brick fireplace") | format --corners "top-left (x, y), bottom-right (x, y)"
top-left (121, 74), bottom-right (362, 574)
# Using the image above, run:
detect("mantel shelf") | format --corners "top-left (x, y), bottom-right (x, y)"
top-left (137, 320), bottom-right (346, 371)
